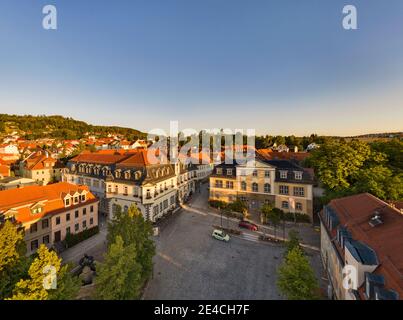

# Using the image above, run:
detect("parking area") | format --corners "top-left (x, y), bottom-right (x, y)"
top-left (143, 207), bottom-right (286, 300)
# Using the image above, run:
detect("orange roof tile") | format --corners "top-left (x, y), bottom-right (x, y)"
top-left (0, 182), bottom-right (97, 223)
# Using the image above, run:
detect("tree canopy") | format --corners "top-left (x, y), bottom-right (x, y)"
top-left (306, 139), bottom-right (403, 201)
top-left (0, 114), bottom-right (145, 140)
top-left (277, 246), bottom-right (320, 300)
top-left (95, 236), bottom-right (142, 300)
top-left (9, 245), bottom-right (80, 300)
top-left (97, 205), bottom-right (155, 299)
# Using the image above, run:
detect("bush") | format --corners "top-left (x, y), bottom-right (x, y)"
top-left (63, 226), bottom-right (100, 249)
top-left (208, 200), bottom-right (227, 209)
top-left (283, 212), bottom-right (311, 223)
top-left (226, 199), bottom-right (247, 213)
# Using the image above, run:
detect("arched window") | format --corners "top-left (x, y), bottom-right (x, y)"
top-left (241, 181), bottom-right (247, 191)
top-left (264, 183), bottom-right (271, 193)
top-left (252, 183), bottom-right (258, 192)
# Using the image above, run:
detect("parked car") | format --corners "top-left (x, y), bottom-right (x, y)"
top-left (239, 220), bottom-right (258, 231)
top-left (212, 229), bottom-right (230, 242)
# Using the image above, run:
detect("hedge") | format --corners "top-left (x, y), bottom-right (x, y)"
top-left (208, 200), bottom-right (227, 209)
top-left (282, 212), bottom-right (311, 223)
top-left (63, 226), bottom-right (100, 249)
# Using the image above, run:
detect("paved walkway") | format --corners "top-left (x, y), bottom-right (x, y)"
top-left (61, 221), bottom-right (108, 265)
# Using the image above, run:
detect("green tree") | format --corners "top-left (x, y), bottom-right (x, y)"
top-left (48, 264), bottom-right (81, 300)
top-left (277, 247), bottom-right (320, 300)
top-left (352, 165), bottom-right (403, 200)
top-left (9, 245), bottom-right (79, 300)
top-left (285, 230), bottom-right (300, 254)
top-left (227, 199), bottom-right (247, 214)
top-left (95, 236), bottom-right (142, 300)
top-left (306, 140), bottom-right (373, 190)
top-left (266, 208), bottom-right (282, 239)
top-left (370, 139), bottom-right (403, 172)
top-left (0, 221), bottom-right (29, 299)
top-left (107, 205), bottom-right (156, 284)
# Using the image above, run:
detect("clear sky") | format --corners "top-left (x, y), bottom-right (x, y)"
top-left (0, 0), bottom-right (402, 136)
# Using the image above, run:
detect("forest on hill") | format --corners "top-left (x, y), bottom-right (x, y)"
top-left (0, 114), bottom-right (146, 140)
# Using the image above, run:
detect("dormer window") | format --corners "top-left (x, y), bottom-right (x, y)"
top-left (65, 198), bottom-right (71, 207)
top-left (73, 196), bottom-right (79, 204)
top-left (294, 171), bottom-right (303, 180)
top-left (80, 194), bottom-right (86, 202)
top-left (216, 168), bottom-right (222, 175)
top-left (115, 170), bottom-right (121, 179)
top-left (227, 169), bottom-right (233, 175)
top-left (280, 170), bottom-right (288, 179)
top-left (124, 171), bottom-right (131, 179)
top-left (31, 207), bottom-right (43, 215)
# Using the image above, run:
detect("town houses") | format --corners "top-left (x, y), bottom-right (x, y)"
top-left (19, 150), bottom-right (64, 185)
top-left (319, 193), bottom-right (402, 300)
top-left (62, 149), bottom-right (209, 222)
top-left (0, 182), bottom-right (99, 255)
top-left (209, 157), bottom-right (315, 220)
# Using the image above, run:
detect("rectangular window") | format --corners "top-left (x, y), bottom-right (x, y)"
top-left (226, 181), bottom-right (233, 189)
top-left (66, 227), bottom-right (71, 234)
top-left (30, 223), bottom-right (38, 233)
top-left (31, 240), bottom-right (39, 251)
top-left (90, 218), bottom-right (94, 225)
top-left (294, 171), bottom-right (303, 180)
top-left (42, 219), bottom-right (49, 229)
top-left (56, 217), bottom-right (61, 225)
top-left (265, 171), bottom-right (270, 177)
top-left (216, 168), bottom-right (222, 175)
top-left (227, 169), bottom-right (233, 175)
top-left (43, 235), bottom-right (50, 244)
top-left (82, 220), bottom-right (87, 229)
top-left (293, 187), bottom-right (305, 197)
top-left (215, 180), bottom-right (223, 188)
top-left (75, 210), bottom-right (79, 218)
top-left (83, 208), bottom-right (87, 216)
top-left (282, 201), bottom-right (289, 209)
top-left (66, 213), bottom-right (70, 221)
top-left (296, 202), bottom-right (303, 211)
top-left (90, 205), bottom-right (94, 213)
top-left (279, 185), bottom-right (289, 195)
top-left (253, 170), bottom-right (258, 177)
top-left (280, 171), bottom-right (288, 179)
top-left (75, 223), bottom-right (79, 232)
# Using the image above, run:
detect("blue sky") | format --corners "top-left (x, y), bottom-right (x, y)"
top-left (0, 0), bottom-right (402, 136)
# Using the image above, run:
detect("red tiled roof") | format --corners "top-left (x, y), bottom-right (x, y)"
top-left (257, 149), bottom-right (310, 162)
top-left (24, 152), bottom-right (60, 170)
top-left (0, 165), bottom-right (10, 177)
top-left (323, 193), bottom-right (403, 298)
top-left (0, 182), bottom-right (97, 223)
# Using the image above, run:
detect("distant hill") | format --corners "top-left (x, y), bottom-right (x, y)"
top-left (343, 132), bottom-right (402, 143)
top-left (0, 114), bottom-right (146, 140)
top-left (349, 132), bottom-right (402, 138)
